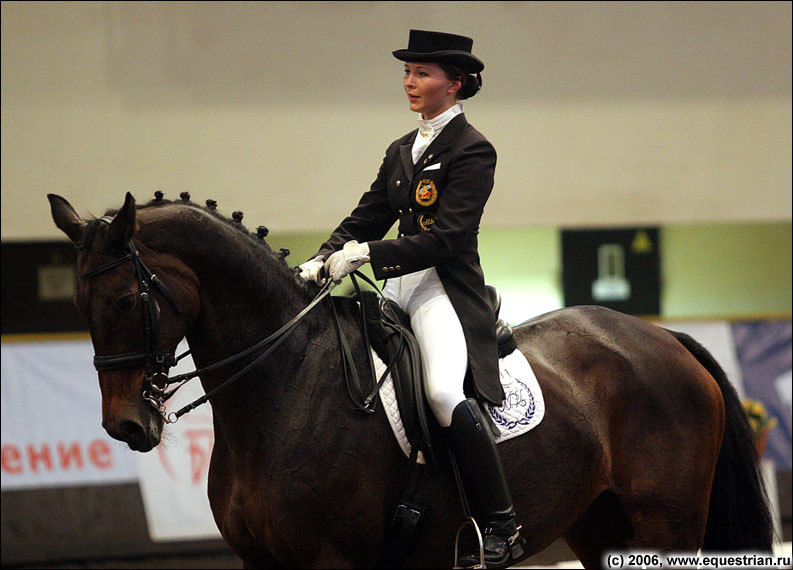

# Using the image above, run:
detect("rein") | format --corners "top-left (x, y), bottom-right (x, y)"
top-left (164, 279), bottom-right (335, 421)
top-left (77, 220), bottom-right (336, 423)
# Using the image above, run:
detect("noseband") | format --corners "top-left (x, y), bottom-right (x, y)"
top-left (76, 218), bottom-right (186, 415)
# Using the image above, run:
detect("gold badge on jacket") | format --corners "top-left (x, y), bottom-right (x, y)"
top-left (415, 179), bottom-right (438, 207)
top-left (417, 212), bottom-right (437, 231)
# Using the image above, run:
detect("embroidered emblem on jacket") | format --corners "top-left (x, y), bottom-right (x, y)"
top-left (415, 179), bottom-right (438, 207)
top-left (417, 212), bottom-right (437, 231)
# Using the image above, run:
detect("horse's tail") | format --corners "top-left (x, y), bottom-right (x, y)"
top-left (667, 329), bottom-right (774, 551)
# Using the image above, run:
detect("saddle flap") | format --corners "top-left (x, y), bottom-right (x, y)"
top-left (359, 290), bottom-right (433, 460)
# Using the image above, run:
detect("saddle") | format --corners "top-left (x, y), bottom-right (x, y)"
top-left (328, 279), bottom-right (518, 568)
top-left (356, 284), bottom-right (517, 465)
top-left (348, 283), bottom-right (517, 568)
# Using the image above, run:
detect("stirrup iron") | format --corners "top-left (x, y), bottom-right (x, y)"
top-left (453, 516), bottom-right (485, 569)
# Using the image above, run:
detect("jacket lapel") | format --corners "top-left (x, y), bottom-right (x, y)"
top-left (398, 113), bottom-right (469, 183)
top-left (399, 143), bottom-right (415, 185)
top-left (413, 113), bottom-right (468, 175)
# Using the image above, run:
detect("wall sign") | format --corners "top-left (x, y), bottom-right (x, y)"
top-left (562, 228), bottom-right (661, 316)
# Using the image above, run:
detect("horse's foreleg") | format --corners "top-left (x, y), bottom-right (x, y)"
top-left (563, 491), bottom-right (633, 569)
top-left (222, 518), bottom-right (286, 570)
top-left (622, 501), bottom-right (708, 553)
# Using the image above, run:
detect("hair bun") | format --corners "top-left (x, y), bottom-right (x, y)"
top-left (458, 73), bottom-right (482, 100)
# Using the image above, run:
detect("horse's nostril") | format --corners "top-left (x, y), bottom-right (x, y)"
top-left (119, 420), bottom-right (144, 442)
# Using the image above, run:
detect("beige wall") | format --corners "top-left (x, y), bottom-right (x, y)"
top-left (2, 1), bottom-right (791, 240)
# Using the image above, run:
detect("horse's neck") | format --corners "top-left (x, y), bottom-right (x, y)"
top-left (189, 291), bottom-right (355, 464)
top-left (154, 216), bottom-right (354, 453)
top-left (178, 236), bottom-right (317, 379)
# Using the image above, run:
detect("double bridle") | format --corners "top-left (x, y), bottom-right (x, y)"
top-left (76, 218), bottom-right (335, 423)
top-left (76, 219), bottom-right (190, 418)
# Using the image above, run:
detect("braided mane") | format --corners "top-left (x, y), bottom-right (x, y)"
top-left (83, 194), bottom-right (312, 294)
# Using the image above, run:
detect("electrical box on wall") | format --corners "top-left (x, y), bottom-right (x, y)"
top-left (561, 228), bottom-right (661, 317)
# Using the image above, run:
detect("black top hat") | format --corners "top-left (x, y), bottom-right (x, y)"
top-left (393, 29), bottom-right (484, 73)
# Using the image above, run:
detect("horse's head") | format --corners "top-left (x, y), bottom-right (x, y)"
top-left (48, 192), bottom-right (199, 451)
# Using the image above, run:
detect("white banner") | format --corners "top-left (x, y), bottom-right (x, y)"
top-left (1, 337), bottom-right (222, 541)
top-left (1, 339), bottom-right (137, 489)
top-left (135, 340), bottom-right (221, 541)
top-left (657, 320), bottom-right (746, 396)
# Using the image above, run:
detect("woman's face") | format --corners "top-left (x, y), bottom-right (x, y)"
top-left (403, 62), bottom-right (460, 120)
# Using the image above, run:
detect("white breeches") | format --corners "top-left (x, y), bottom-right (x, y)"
top-left (381, 268), bottom-right (468, 427)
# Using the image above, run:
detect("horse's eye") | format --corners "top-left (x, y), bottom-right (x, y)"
top-left (117, 294), bottom-right (136, 313)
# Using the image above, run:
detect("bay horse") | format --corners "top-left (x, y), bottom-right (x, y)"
top-left (48, 192), bottom-right (772, 569)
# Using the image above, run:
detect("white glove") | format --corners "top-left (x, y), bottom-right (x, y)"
top-left (325, 241), bottom-right (371, 283)
top-left (298, 256), bottom-right (326, 284)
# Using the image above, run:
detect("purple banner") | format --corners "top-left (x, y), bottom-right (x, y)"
top-left (732, 320), bottom-right (792, 468)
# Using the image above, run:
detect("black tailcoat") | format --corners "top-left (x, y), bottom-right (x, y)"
top-left (313, 113), bottom-right (503, 405)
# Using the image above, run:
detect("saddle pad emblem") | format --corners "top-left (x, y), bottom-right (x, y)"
top-left (484, 369), bottom-right (538, 434)
top-left (376, 349), bottom-right (545, 462)
top-left (415, 179), bottom-right (438, 207)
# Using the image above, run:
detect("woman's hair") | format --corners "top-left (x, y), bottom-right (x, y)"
top-left (438, 63), bottom-right (482, 100)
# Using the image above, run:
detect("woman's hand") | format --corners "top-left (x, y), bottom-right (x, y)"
top-left (298, 256), bottom-right (326, 284)
top-left (325, 241), bottom-right (370, 283)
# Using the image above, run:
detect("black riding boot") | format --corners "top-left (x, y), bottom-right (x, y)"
top-left (446, 398), bottom-right (525, 568)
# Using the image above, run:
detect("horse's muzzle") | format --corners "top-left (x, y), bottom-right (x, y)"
top-left (104, 415), bottom-right (161, 452)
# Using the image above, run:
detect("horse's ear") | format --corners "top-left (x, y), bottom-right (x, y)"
top-left (48, 194), bottom-right (88, 247)
top-left (106, 192), bottom-right (138, 250)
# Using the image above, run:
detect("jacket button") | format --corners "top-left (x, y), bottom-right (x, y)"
top-left (396, 180), bottom-right (401, 187)
top-left (398, 233), bottom-right (404, 238)
top-left (399, 209), bottom-right (403, 215)
top-left (395, 265), bottom-right (401, 271)
top-left (408, 208), bottom-right (413, 213)
top-left (428, 154), bottom-right (433, 160)
top-left (389, 266), bottom-right (395, 272)
top-left (382, 267), bottom-right (389, 273)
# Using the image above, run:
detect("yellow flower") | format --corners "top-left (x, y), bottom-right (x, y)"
top-left (741, 399), bottom-right (777, 438)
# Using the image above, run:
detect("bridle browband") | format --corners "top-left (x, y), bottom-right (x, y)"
top-left (77, 217), bottom-right (336, 423)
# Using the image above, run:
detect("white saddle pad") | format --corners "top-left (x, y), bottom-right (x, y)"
top-left (375, 348), bottom-right (545, 463)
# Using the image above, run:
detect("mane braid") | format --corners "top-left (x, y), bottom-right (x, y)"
top-left (99, 196), bottom-right (313, 294)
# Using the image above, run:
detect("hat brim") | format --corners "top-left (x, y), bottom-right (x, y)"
top-left (392, 49), bottom-right (484, 73)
